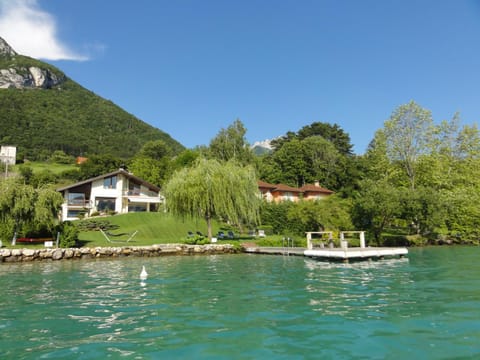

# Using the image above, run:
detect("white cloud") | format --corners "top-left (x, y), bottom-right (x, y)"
top-left (0, 0), bottom-right (88, 61)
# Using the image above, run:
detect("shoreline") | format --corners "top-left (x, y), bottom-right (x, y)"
top-left (0, 243), bottom-right (239, 263)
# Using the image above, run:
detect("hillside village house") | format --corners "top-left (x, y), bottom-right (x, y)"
top-left (57, 169), bottom-right (162, 221)
top-left (258, 180), bottom-right (333, 203)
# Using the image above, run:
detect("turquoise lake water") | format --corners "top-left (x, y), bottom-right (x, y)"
top-left (1, 247), bottom-right (479, 359)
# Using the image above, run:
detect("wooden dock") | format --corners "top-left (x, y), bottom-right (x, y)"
top-left (304, 246), bottom-right (408, 260)
top-left (243, 246), bottom-right (307, 256)
top-left (243, 246), bottom-right (408, 261)
top-left (243, 230), bottom-right (408, 261)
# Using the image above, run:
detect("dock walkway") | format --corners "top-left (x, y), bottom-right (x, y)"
top-left (243, 230), bottom-right (408, 261)
top-left (244, 246), bottom-right (408, 261)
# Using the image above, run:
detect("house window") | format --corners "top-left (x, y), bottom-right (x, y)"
top-left (67, 192), bottom-right (85, 205)
top-left (128, 182), bottom-right (141, 195)
top-left (96, 197), bottom-right (116, 212)
top-left (283, 192), bottom-right (294, 201)
top-left (128, 202), bottom-right (147, 212)
top-left (67, 209), bottom-right (86, 218)
top-left (103, 176), bottom-right (117, 189)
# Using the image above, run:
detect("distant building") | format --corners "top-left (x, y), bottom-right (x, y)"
top-left (0, 145), bottom-right (16, 165)
top-left (258, 180), bottom-right (334, 203)
top-left (76, 156), bottom-right (88, 165)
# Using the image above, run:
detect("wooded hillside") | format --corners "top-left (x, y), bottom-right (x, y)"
top-left (0, 37), bottom-right (184, 160)
top-left (0, 81), bottom-right (184, 160)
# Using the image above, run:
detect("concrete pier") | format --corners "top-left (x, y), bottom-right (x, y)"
top-left (244, 230), bottom-right (408, 261)
top-left (243, 246), bottom-right (408, 261)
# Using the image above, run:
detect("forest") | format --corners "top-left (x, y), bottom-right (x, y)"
top-left (1, 100), bottom-right (480, 246)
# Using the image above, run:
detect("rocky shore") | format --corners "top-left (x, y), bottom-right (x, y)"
top-left (0, 244), bottom-right (239, 263)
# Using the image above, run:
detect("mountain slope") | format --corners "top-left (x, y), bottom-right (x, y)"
top-left (0, 37), bottom-right (184, 160)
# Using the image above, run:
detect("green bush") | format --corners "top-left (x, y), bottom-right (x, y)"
top-left (184, 234), bottom-right (210, 245)
top-left (76, 219), bottom-right (118, 232)
top-left (59, 222), bottom-right (79, 248)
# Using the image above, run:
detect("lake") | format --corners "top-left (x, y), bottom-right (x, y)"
top-left (1, 247), bottom-right (479, 359)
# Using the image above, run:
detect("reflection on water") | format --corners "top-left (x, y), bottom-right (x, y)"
top-left (304, 257), bottom-right (413, 318)
top-left (1, 249), bottom-right (480, 359)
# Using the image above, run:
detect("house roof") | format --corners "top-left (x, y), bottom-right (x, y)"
top-left (258, 179), bottom-right (334, 195)
top-left (272, 183), bottom-right (303, 193)
top-left (300, 184), bottom-right (334, 194)
top-left (257, 180), bottom-right (277, 189)
top-left (57, 169), bottom-right (161, 193)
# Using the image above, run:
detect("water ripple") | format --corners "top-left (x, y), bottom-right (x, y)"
top-left (1, 249), bottom-right (480, 359)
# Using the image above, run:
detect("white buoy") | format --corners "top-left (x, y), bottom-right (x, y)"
top-left (140, 266), bottom-right (148, 280)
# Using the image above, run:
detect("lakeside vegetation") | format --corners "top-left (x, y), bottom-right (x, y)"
top-left (2, 100), bottom-right (480, 248)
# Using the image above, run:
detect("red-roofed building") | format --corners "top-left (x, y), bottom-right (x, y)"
top-left (258, 180), bottom-right (277, 202)
top-left (300, 181), bottom-right (334, 201)
top-left (258, 180), bottom-right (333, 203)
top-left (271, 183), bottom-right (303, 203)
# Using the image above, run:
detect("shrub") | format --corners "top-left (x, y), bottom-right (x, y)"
top-left (184, 234), bottom-right (210, 245)
top-left (59, 222), bottom-right (79, 248)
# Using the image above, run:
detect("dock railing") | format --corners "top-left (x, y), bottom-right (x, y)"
top-left (306, 231), bottom-right (366, 250)
top-left (306, 231), bottom-right (333, 250)
top-left (340, 231), bottom-right (366, 249)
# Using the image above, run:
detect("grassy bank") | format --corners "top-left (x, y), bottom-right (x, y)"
top-left (4, 212), bottom-right (288, 249)
top-left (77, 212), bottom-right (217, 247)
top-left (75, 212), bottom-right (269, 248)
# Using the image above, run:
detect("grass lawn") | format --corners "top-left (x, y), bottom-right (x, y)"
top-left (3, 212), bottom-right (291, 249)
top-left (77, 212), bottom-right (257, 247)
top-left (12, 162), bottom-right (79, 175)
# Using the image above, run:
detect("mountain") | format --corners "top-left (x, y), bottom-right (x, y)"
top-left (0, 37), bottom-right (184, 160)
top-left (251, 139), bottom-right (274, 155)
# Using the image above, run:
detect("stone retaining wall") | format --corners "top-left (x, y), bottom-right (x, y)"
top-left (0, 244), bottom-right (239, 263)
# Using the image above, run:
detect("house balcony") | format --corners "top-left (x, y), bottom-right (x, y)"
top-left (123, 190), bottom-right (162, 203)
top-left (67, 200), bottom-right (91, 208)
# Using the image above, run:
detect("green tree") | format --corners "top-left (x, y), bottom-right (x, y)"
top-left (163, 158), bottom-right (260, 239)
top-left (259, 201), bottom-right (293, 235)
top-left (0, 179), bottom-right (63, 243)
top-left (271, 122), bottom-right (354, 156)
top-left (0, 179), bottom-right (35, 243)
top-left (172, 149), bottom-right (201, 169)
top-left (128, 140), bottom-right (175, 187)
top-left (49, 150), bottom-right (75, 164)
top-left (78, 154), bottom-right (123, 180)
top-left (383, 101), bottom-right (434, 189)
top-left (286, 196), bottom-right (352, 234)
top-left (260, 136), bottom-right (352, 191)
top-left (265, 138), bottom-right (308, 187)
top-left (33, 187), bottom-right (64, 235)
top-left (352, 179), bottom-right (401, 242)
top-left (129, 156), bottom-right (171, 187)
top-left (208, 119), bottom-right (254, 164)
top-left (297, 122), bottom-right (353, 155)
top-left (137, 140), bottom-right (172, 160)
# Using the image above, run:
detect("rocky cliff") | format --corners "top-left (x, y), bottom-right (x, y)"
top-left (0, 37), bottom-right (66, 89)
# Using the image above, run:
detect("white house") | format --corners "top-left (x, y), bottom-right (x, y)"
top-left (57, 169), bottom-right (162, 221)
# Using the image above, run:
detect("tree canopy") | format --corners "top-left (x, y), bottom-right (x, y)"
top-left (163, 158), bottom-right (260, 239)
top-left (207, 119), bottom-right (254, 165)
top-left (0, 178), bottom-right (64, 243)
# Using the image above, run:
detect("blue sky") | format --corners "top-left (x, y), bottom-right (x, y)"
top-left (1, 0), bottom-right (479, 154)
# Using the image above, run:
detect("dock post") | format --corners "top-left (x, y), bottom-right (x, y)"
top-left (306, 232), bottom-right (312, 250)
top-left (360, 231), bottom-right (366, 248)
top-left (340, 232), bottom-right (348, 249)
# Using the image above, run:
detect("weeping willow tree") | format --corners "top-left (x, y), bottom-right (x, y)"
top-left (0, 179), bottom-right (64, 244)
top-left (163, 158), bottom-right (260, 239)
